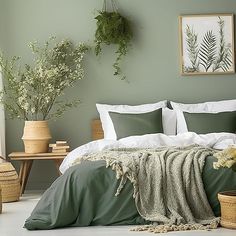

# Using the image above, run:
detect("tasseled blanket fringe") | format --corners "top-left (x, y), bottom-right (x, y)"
top-left (130, 220), bottom-right (219, 234)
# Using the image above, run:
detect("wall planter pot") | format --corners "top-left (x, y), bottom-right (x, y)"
top-left (94, 0), bottom-right (133, 80)
top-left (22, 121), bottom-right (52, 154)
top-left (218, 191), bottom-right (236, 229)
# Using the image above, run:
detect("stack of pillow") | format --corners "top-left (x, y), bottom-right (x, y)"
top-left (96, 99), bottom-right (236, 140)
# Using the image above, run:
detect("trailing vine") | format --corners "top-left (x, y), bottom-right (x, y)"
top-left (94, 0), bottom-right (133, 80)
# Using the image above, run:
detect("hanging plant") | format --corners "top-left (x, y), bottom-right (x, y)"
top-left (94, 0), bottom-right (133, 80)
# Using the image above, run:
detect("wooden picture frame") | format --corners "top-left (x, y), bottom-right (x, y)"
top-left (179, 14), bottom-right (235, 75)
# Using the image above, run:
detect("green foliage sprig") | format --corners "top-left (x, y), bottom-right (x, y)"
top-left (199, 30), bottom-right (217, 72)
top-left (0, 37), bottom-right (89, 120)
top-left (94, 10), bottom-right (133, 80)
top-left (213, 17), bottom-right (233, 72)
top-left (185, 25), bottom-right (199, 72)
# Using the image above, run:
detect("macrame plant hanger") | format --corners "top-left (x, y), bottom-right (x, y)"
top-left (102, 0), bottom-right (118, 12)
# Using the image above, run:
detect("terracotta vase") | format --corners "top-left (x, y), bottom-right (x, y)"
top-left (22, 121), bottom-right (52, 154)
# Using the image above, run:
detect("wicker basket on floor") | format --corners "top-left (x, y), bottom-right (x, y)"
top-left (0, 186), bottom-right (2, 213)
top-left (218, 191), bottom-right (236, 229)
top-left (0, 161), bottom-right (20, 203)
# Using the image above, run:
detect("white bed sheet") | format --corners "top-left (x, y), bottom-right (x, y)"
top-left (60, 132), bottom-right (236, 174)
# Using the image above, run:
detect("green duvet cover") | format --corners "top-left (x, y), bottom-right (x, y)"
top-left (24, 156), bottom-right (236, 230)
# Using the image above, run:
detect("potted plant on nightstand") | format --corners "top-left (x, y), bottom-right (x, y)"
top-left (0, 37), bottom-right (88, 153)
top-left (213, 147), bottom-right (236, 229)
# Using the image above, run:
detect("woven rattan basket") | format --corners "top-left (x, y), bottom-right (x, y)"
top-left (0, 162), bottom-right (20, 203)
top-left (0, 186), bottom-right (2, 213)
top-left (218, 191), bottom-right (236, 229)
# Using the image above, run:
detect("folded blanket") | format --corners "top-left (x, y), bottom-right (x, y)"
top-left (73, 145), bottom-right (220, 233)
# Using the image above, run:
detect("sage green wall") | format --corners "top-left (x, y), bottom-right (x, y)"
top-left (0, 0), bottom-right (236, 189)
top-left (0, 1), bottom-right (7, 54)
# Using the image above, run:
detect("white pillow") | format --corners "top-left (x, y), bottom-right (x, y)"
top-left (162, 107), bottom-right (177, 135)
top-left (171, 99), bottom-right (236, 133)
top-left (96, 101), bottom-right (176, 140)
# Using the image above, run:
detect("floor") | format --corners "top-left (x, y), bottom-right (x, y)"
top-left (0, 193), bottom-right (235, 236)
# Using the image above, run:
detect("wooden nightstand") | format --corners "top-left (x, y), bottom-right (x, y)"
top-left (9, 152), bottom-right (68, 196)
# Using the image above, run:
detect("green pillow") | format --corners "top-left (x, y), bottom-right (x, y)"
top-left (183, 111), bottom-right (236, 134)
top-left (109, 109), bottom-right (163, 139)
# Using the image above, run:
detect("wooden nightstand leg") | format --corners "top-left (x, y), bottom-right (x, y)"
top-left (18, 161), bottom-right (25, 186)
top-left (20, 160), bottom-right (33, 196)
top-left (54, 159), bottom-right (63, 176)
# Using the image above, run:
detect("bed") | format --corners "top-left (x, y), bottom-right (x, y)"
top-left (24, 100), bottom-right (236, 231)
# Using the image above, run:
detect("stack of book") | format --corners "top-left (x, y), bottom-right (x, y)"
top-left (49, 141), bottom-right (70, 153)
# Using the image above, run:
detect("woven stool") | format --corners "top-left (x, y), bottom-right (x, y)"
top-left (0, 162), bottom-right (20, 203)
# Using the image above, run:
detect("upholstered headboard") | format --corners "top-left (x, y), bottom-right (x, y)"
top-left (92, 119), bottom-right (104, 140)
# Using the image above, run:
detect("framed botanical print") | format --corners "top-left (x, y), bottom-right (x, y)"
top-left (179, 14), bottom-right (235, 75)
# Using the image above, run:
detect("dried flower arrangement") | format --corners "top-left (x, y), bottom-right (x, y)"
top-left (213, 147), bottom-right (236, 172)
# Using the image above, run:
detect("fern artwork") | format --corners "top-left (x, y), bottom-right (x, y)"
top-left (180, 14), bottom-right (235, 75)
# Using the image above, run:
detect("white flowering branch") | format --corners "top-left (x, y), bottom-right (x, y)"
top-left (0, 37), bottom-right (89, 120)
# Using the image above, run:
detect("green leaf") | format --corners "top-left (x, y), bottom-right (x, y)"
top-left (199, 30), bottom-right (217, 72)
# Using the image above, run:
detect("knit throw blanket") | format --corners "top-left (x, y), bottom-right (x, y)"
top-left (72, 145), bottom-right (220, 233)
